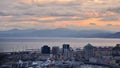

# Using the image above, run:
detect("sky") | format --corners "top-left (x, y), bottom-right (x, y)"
top-left (0, 0), bottom-right (120, 32)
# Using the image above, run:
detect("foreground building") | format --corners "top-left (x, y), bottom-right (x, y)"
top-left (112, 44), bottom-right (120, 57)
top-left (62, 44), bottom-right (73, 59)
top-left (84, 43), bottom-right (95, 60)
top-left (112, 44), bottom-right (120, 66)
top-left (94, 46), bottom-right (113, 57)
top-left (41, 45), bottom-right (50, 54)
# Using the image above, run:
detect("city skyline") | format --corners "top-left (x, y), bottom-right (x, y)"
top-left (0, 0), bottom-right (120, 32)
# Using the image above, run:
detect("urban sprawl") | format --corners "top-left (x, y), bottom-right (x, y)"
top-left (0, 44), bottom-right (120, 68)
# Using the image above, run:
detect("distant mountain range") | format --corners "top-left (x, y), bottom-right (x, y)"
top-left (0, 28), bottom-right (120, 38)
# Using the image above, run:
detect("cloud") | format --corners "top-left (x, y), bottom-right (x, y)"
top-left (0, 0), bottom-right (120, 31)
top-left (107, 7), bottom-right (120, 13)
top-left (0, 12), bottom-right (8, 16)
top-left (107, 24), bottom-right (113, 26)
top-left (89, 23), bottom-right (96, 25)
top-left (21, 0), bottom-right (76, 5)
top-left (101, 16), bottom-right (119, 21)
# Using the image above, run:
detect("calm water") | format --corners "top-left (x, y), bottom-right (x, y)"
top-left (0, 37), bottom-right (120, 52)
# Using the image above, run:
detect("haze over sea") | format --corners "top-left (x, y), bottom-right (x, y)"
top-left (0, 37), bottom-right (120, 52)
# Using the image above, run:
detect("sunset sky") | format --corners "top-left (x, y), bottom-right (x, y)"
top-left (0, 0), bottom-right (120, 32)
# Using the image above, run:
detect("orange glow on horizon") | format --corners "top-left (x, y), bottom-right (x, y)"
top-left (31, 17), bottom-right (57, 21)
top-left (46, 18), bottom-right (120, 28)
top-left (38, 17), bottom-right (57, 21)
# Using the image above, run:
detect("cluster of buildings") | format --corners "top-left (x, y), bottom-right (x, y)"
top-left (83, 44), bottom-right (120, 66)
top-left (0, 44), bottom-right (120, 68)
top-left (41, 44), bottom-right (73, 60)
top-left (40, 44), bottom-right (120, 66)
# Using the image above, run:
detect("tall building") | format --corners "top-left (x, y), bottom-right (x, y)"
top-left (63, 44), bottom-right (70, 49)
top-left (112, 44), bottom-right (120, 65)
top-left (41, 45), bottom-right (50, 54)
top-left (52, 46), bottom-right (60, 59)
top-left (62, 44), bottom-right (70, 54)
top-left (62, 44), bottom-right (73, 59)
top-left (84, 43), bottom-right (95, 60)
top-left (52, 46), bottom-right (59, 55)
top-left (112, 44), bottom-right (120, 56)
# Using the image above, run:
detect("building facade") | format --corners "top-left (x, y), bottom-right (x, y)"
top-left (41, 45), bottom-right (50, 54)
top-left (84, 43), bottom-right (95, 60)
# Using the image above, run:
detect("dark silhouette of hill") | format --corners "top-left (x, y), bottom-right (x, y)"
top-left (0, 28), bottom-right (119, 38)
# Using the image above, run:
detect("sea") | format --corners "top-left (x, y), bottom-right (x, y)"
top-left (0, 37), bottom-right (120, 52)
